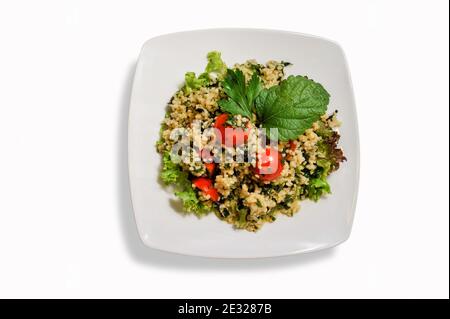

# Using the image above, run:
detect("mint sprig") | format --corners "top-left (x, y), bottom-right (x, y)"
top-left (255, 75), bottom-right (330, 141)
top-left (218, 67), bottom-right (330, 141)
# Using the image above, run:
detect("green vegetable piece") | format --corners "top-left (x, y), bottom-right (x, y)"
top-left (183, 51), bottom-right (227, 93)
top-left (218, 69), bottom-right (263, 118)
top-left (237, 208), bottom-right (248, 227)
top-left (255, 75), bottom-right (330, 141)
top-left (307, 177), bottom-right (331, 202)
top-left (160, 152), bottom-right (209, 216)
top-left (160, 151), bottom-right (184, 185)
top-left (316, 158), bottom-right (332, 176)
top-left (175, 186), bottom-right (209, 216)
top-left (184, 71), bottom-right (208, 94)
top-left (204, 51), bottom-right (227, 80)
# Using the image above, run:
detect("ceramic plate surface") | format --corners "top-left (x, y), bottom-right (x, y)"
top-left (128, 29), bottom-right (359, 258)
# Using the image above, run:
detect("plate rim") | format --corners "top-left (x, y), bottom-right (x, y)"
top-left (127, 28), bottom-right (360, 258)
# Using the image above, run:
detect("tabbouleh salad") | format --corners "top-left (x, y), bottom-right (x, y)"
top-left (156, 51), bottom-right (346, 232)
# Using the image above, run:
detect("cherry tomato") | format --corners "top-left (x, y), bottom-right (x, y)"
top-left (254, 146), bottom-right (283, 181)
top-left (213, 113), bottom-right (250, 147)
top-left (192, 177), bottom-right (220, 202)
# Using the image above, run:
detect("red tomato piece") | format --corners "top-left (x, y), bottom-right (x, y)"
top-left (203, 187), bottom-right (219, 202)
top-left (205, 162), bottom-right (216, 176)
top-left (254, 146), bottom-right (283, 181)
top-left (191, 177), bottom-right (220, 202)
top-left (214, 113), bottom-right (250, 147)
top-left (192, 177), bottom-right (212, 191)
top-left (213, 113), bottom-right (228, 144)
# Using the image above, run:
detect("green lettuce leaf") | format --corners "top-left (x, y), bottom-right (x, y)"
top-left (204, 51), bottom-right (227, 80)
top-left (307, 176), bottom-right (331, 202)
top-left (184, 71), bottom-right (208, 94)
top-left (160, 152), bottom-right (209, 216)
top-left (255, 75), bottom-right (329, 141)
top-left (160, 151), bottom-right (184, 184)
top-left (175, 186), bottom-right (209, 216)
top-left (183, 51), bottom-right (227, 93)
top-left (316, 158), bottom-right (332, 176)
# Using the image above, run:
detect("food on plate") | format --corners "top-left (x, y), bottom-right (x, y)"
top-left (156, 51), bottom-right (346, 232)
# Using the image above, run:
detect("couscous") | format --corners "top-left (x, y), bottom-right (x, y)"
top-left (156, 52), bottom-right (346, 232)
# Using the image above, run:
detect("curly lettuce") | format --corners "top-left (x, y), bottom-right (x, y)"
top-left (160, 152), bottom-right (209, 216)
top-left (204, 51), bottom-right (227, 80)
top-left (316, 131), bottom-right (346, 173)
top-left (307, 176), bottom-right (331, 202)
top-left (184, 72), bottom-right (209, 94)
top-left (183, 51), bottom-right (227, 93)
top-left (160, 152), bottom-right (184, 184)
top-left (175, 186), bottom-right (209, 216)
top-left (305, 126), bottom-right (346, 201)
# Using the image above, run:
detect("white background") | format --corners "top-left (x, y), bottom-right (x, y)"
top-left (0, 0), bottom-right (448, 299)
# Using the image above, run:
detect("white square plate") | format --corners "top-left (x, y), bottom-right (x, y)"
top-left (128, 29), bottom-right (359, 258)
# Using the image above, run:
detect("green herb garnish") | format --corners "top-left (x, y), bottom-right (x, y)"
top-left (218, 69), bottom-right (263, 119)
top-left (217, 68), bottom-right (330, 141)
top-left (255, 75), bottom-right (330, 141)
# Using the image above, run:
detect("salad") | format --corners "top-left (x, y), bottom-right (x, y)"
top-left (156, 51), bottom-right (346, 232)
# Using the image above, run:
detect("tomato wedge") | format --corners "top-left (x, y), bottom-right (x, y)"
top-left (192, 177), bottom-right (220, 201)
top-left (254, 146), bottom-right (283, 181)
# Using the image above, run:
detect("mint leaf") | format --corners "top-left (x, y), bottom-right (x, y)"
top-left (218, 69), bottom-right (262, 118)
top-left (255, 75), bottom-right (329, 141)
